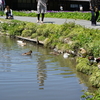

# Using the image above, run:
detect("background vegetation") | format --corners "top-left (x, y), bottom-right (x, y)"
top-left (12, 10), bottom-right (100, 21)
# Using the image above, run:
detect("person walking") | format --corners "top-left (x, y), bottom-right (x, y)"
top-left (89, 0), bottom-right (99, 26)
top-left (36, 0), bottom-right (48, 24)
top-left (0, 0), bottom-right (5, 16)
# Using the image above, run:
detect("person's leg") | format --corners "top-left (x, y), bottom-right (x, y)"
top-left (95, 11), bottom-right (99, 22)
top-left (41, 13), bottom-right (44, 23)
top-left (91, 11), bottom-right (96, 25)
top-left (37, 4), bottom-right (41, 23)
top-left (37, 14), bottom-right (40, 22)
top-left (6, 12), bottom-right (9, 19)
top-left (41, 4), bottom-right (46, 23)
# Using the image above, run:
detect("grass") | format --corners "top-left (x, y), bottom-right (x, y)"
top-left (12, 10), bottom-right (100, 22)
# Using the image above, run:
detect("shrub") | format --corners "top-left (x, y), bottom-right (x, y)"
top-left (24, 22), bottom-right (37, 33)
top-left (31, 33), bottom-right (38, 39)
top-left (21, 29), bottom-right (33, 37)
top-left (76, 57), bottom-right (90, 74)
top-left (89, 71), bottom-right (100, 88)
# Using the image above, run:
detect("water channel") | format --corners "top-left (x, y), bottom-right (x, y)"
top-left (0, 35), bottom-right (95, 100)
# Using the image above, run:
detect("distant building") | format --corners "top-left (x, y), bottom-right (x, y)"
top-left (5, 0), bottom-right (90, 11)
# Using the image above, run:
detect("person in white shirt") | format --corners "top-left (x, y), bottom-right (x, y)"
top-left (4, 5), bottom-right (13, 19)
top-left (0, 0), bottom-right (5, 16)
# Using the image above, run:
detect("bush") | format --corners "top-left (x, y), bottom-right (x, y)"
top-left (21, 29), bottom-right (33, 37)
top-left (24, 22), bottom-right (37, 33)
top-left (76, 57), bottom-right (90, 74)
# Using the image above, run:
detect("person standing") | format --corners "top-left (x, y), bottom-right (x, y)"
top-left (0, 0), bottom-right (5, 16)
top-left (90, 0), bottom-right (99, 26)
top-left (36, 0), bottom-right (48, 23)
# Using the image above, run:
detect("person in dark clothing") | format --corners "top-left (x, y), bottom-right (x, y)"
top-left (90, 2), bottom-right (99, 26)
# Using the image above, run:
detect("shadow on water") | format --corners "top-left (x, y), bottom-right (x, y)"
top-left (0, 35), bottom-right (97, 100)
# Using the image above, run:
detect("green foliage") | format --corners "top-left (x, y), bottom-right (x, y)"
top-left (0, 20), bottom-right (26, 35)
top-left (76, 57), bottom-right (100, 88)
top-left (1, 23), bottom-right (9, 31)
top-left (56, 43), bottom-right (64, 50)
top-left (1, 19), bottom-right (100, 57)
top-left (21, 29), bottom-right (33, 37)
top-left (81, 89), bottom-right (100, 100)
top-left (13, 11), bottom-right (37, 17)
top-left (38, 36), bottom-right (46, 41)
top-left (76, 57), bottom-right (90, 74)
top-left (0, 11), bottom-right (4, 15)
top-left (45, 11), bottom-right (91, 20)
top-left (44, 38), bottom-right (52, 47)
top-left (9, 24), bottom-right (25, 36)
top-left (36, 24), bottom-right (47, 36)
top-left (89, 71), bottom-right (100, 88)
top-left (61, 44), bottom-right (70, 51)
top-left (12, 10), bottom-right (93, 21)
top-left (24, 22), bottom-right (37, 33)
top-left (31, 33), bottom-right (38, 39)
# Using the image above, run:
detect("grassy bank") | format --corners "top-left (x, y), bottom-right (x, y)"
top-left (0, 13), bottom-right (100, 99)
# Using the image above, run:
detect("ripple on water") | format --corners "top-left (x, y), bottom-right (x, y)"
top-left (0, 36), bottom-right (87, 100)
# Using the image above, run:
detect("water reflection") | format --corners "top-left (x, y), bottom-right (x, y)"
top-left (0, 36), bottom-right (12, 72)
top-left (37, 54), bottom-right (47, 89)
top-left (0, 35), bottom-right (96, 100)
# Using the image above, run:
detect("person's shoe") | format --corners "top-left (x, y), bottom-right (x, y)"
top-left (37, 20), bottom-right (40, 23)
top-left (91, 23), bottom-right (96, 26)
top-left (41, 21), bottom-right (43, 24)
top-left (92, 24), bottom-right (96, 26)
